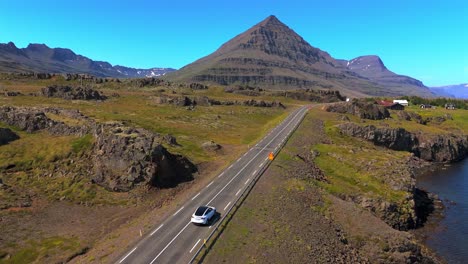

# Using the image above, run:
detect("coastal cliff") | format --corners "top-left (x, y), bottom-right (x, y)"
top-left (338, 123), bottom-right (468, 163)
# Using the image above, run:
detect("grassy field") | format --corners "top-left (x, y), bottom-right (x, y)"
top-left (1, 79), bottom-right (298, 163)
top-left (0, 77), bottom-right (309, 263)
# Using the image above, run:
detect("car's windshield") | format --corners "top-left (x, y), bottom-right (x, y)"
top-left (194, 206), bottom-right (208, 216)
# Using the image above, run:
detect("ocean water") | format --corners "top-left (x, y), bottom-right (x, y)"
top-left (417, 159), bottom-right (468, 264)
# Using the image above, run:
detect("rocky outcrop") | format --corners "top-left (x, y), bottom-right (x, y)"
top-left (338, 123), bottom-right (417, 151)
top-left (0, 106), bottom-right (56, 132)
top-left (0, 106), bottom-right (91, 135)
top-left (41, 85), bottom-right (107, 100)
top-left (417, 134), bottom-right (468, 162)
top-left (92, 124), bottom-right (197, 191)
top-left (131, 77), bottom-right (167, 87)
top-left (324, 100), bottom-right (390, 120)
top-left (0, 128), bottom-right (19, 145)
top-left (396, 110), bottom-right (426, 124)
top-left (272, 89), bottom-right (346, 103)
top-left (151, 95), bottom-right (285, 108)
top-left (338, 123), bottom-right (468, 162)
top-left (352, 195), bottom-right (418, 230)
top-left (189, 82), bottom-right (208, 90)
top-left (3, 91), bottom-right (22, 97)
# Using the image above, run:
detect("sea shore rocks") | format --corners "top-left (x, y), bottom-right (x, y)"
top-left (338, 123), bottom-right (468, 163)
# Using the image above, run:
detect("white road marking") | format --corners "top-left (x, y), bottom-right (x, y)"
top-left (191, 192), bottom-right (201, 201)
top-left (189, 239), bottom-right (201, 253)
top-left (173, 206), bottom-right (184, 216)
top-left (150, 224), bottom-right (164, 236)
top-left (258, 162), bottom-right (264, 168)
top-left (119, 246), bottom-right (137, 263)
top-left (144, 108), bottom-right (308, 263)
top-left (206, 181), bottom-right (214, 188)
top-left (235, 189), bottom-right (242, 196)
top-left (206, 108), bottom-right (307, 206)
top-left (224, 202), bottom-right (232, 211)
top-left (149, 222), bottom-right (191, 264)
top-left (228, 164), bottom-right (233, 169)
top-left (245, 179), bottom-right (250, 185)
top-left (253, 170), bottom-right (258, 175)
top-left (243, 152), bottom-right (247, 157)
top-left (218, 172), bottom-right (224, 178)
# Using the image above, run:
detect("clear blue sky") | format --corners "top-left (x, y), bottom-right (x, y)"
top-left (1, 0), bottom-right (466, 86)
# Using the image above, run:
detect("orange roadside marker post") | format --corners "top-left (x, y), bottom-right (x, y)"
top-left (268, 152), bottom-right (274, 160)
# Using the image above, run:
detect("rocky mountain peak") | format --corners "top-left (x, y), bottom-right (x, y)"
top-left (0, 42), bottom-right (18, 49)
top-left (347, 55), bottom-right (388, 73)
top-left (258, 15), bottom-right (282, 27)
top-left (26, 43), bottom-right (50, 52)
top-left (214, 15), bottom-right (334, 65)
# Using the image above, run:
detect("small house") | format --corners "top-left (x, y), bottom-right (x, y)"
top-left (393, 99), bottom-right (409, 106)
top-left (420, 104), bottom-right (435, 109)
top-left (445, 103), bottom-right (456, 110)
top-left (377, 100), bottom-right (405, 110)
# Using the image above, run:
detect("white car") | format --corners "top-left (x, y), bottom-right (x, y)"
top-left (191, 206), bottom-right (216, 225)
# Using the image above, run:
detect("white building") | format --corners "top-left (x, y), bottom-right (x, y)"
top-left (393, 99), bottom-right (409, 106)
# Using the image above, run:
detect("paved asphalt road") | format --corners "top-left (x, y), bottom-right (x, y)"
top-left (116, 105), bottom-right (309, 264)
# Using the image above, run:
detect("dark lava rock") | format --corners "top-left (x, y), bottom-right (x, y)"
top-left (131, 77), bottom-right (166, 87)
top-left (3, 91), bottom-right (22, 97)
top-left (338, 123), bottom-right (417, 151)
top-left (242, 99), bottom-right (285, 108)
top-left (0, 128), bottom-right (19, 145)
top-left (272, 89), bottom-right (346, 103)
top-left (41, 85), bottom-right (106, 100)
top-left (0, 106), bottom-right (56, 132)
top-left (338, 123), bottom-right (468, 163)
top-left (152, 95), bottom-right (284, 108)
top-left (396, 110), bottom-right (424, 124)
top-left (189, 82), bottom-right (208, 90)
top-left (92, 124), bottom-right (197, 191)
top-left (417, 133), bottom-right (468, 162)
top-left (325, 100), bottom-right (390, 120)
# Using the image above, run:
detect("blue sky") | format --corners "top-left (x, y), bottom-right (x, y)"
top-left (1, 0), bottom-right (466, 86)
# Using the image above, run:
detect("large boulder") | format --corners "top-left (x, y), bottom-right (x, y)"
top-left (202, 141), bottom-right (222, 152)
top-left (0, 128), bottom-right (19, 145)
top-left (41, 85), bottom-right (106, 100)
top-left (325, 100), bottom-right (390, 120)
top-left (92, 124), bottom-right (197, 191)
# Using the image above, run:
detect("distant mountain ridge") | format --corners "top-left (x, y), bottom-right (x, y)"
top-left (0, 42), bottom-right (175, 78)
top-left (341, 55), bottom-right (426, 88)
top-left (165, 15), bottom-right (433, 97)
top-left (429, 84), bottom-right (468, 99)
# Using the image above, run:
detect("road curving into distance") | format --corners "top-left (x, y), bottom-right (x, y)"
top-left (116, 105), bottom-right (310, 264)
